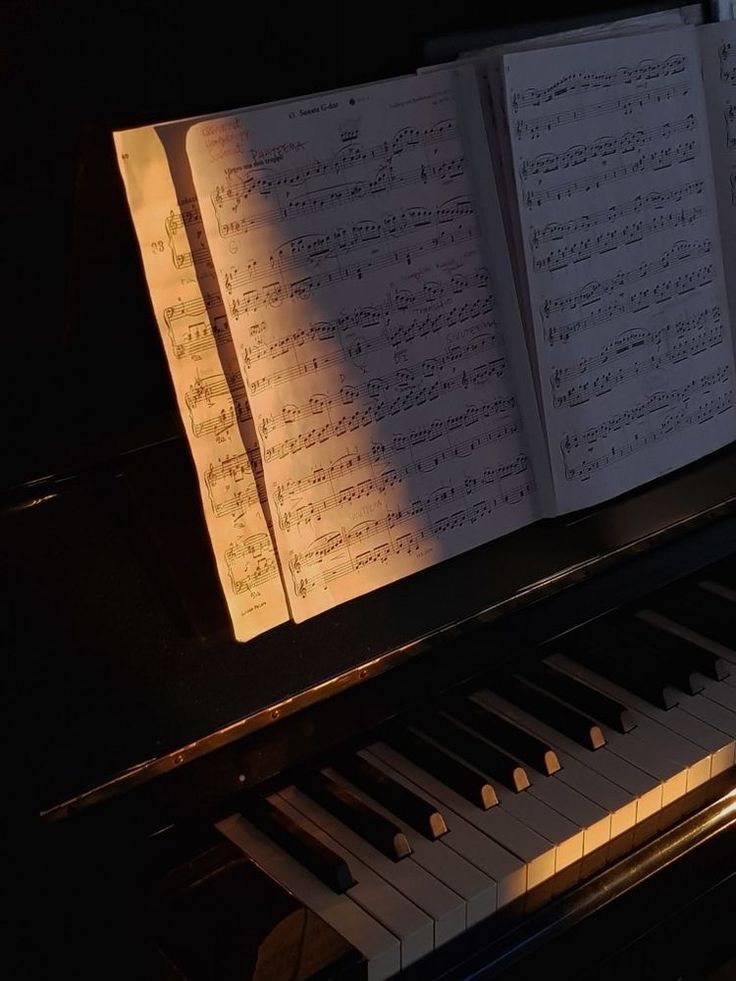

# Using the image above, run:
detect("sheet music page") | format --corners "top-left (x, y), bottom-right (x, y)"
top-left (186, 68), bottom-right (543, 621)
top-left (468, 5), bottom-right (707, 390)
top-left (503, 27), bottom-right (736, 513)
top-left (114, 126), bottom-right (289, 641)
top-left (700, 21), bottom-right (736, 321)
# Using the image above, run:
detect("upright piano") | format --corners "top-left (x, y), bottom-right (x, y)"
top-left (9, 2), bottom-right (735, 978)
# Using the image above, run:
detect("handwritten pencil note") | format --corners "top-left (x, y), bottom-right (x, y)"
top-left (114, 126), bottom-right (289, 641)
top-left (503, 27), bottom-right (736, 511)
top-left (187, 70), bottom-right (542, 621)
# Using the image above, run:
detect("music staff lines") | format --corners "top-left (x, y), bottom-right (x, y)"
top-left (289, 475), bottom-right (535, 598)
top-left (205, 451), bottom-right (266, 520)
top-left (164, 201), bottom-right (201, 236)
top-left (230, 224), bottom-right (476, 320)
top-left (551, 309), bottom-right (724, 408)
top-left (562, 373), bottom-right (733, 481)
top-left (530, 180), bottom-right (704, 248)
top-left (259, 358), bottom-right (504, 441)
top-left (720, 40), bottom-right (735, 85)
top-left (186, 371), bottom-right (246, 410)
top-left (225, 533), bottom-right (281, 594)
top-left (542, 237), bottom-right (711, 318)
top-left (223, 197), bottom-right (474, 294)
top-left (550, 303), bottom-right (721, 387)
top-left (164, 292), bottom-right (223, 326)
top-left (265, 392), bottom-right (515, 463)
top-left (514, 80), bottom-right (691, 139)
top-left (524, 139), bottom-right (699, 210)
top-left (244, 275), bottom-right (491, 369)
top-left (726, 103), bottom-right (736, 149)
top-left (546, 261), bottom-right (714, 345)
top-left (246, 294), bottom-right (494, 385)
top-left (249, 328), bottom-right (499, 396)
top-left (533, 205), bottom-right (705, 272)
top-left (214, 158), bottom-right (465, 238)
top-left (520, 114), bottom-right (695, 179)
top-left (512, 54), bottom-right (687, 110)
top-left (274, 418), bottom-right (520, 509)
top-left (291, 459), bottom-right (531, 571)
top-left (165, 311), bottom-right (231, 361)
top-left (184, 371), bottom-right (251, 439)
top-left (212, 118), bottom-right (458, 211)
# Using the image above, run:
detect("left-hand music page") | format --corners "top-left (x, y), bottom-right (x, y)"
top-left (185, 69), bottom-right (543, 622)
top-left (114, 125), bottom-right (289, 641)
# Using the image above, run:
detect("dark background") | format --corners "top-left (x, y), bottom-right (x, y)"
top-left (7, 10), bottom-right (736, 979)
top-left (3, 0), bottom-right (688, 485)
top-left (7, 1), bottom-right (724, 822)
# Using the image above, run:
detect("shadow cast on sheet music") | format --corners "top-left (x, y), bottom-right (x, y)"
top-left (165, 115), bottom-right (535, 617)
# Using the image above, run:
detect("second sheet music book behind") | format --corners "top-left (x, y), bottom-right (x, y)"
top-left (115, 15), bottom-right (736, 641)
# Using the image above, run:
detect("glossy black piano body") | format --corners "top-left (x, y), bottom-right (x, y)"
top-left (18, 437), bottom-right (735, 979)
top-left (7, 1), bottom-right (736, 978)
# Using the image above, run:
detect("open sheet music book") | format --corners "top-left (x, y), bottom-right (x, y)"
top-left (114, 13), bottom-right (736, 642)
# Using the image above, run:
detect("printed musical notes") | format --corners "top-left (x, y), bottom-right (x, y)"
top-left (114, 125), bottom-right (288, 640)
top-left (560, 370), bottom-right (733, 481)
top-left (505, 26), bottom-right (736, 511)
top-left (699, 21), bottom-right (736, 320)
top-left (187, 68), bottom-right (543, 620)
top-left (719, 39), bottom-right (735, 84)
top-left (511, 54), bottom-right (688, 111)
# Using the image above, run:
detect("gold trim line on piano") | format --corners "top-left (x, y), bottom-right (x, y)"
top-left (40, 478), bottom-right (736, 824)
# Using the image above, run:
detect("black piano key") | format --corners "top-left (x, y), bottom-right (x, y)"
top-left (332, 753), bottom-right (448, 840)
top-left (602, 619), bottom-right (704, 695)
top-left (445, 696), bottom-right (561, 775)
top-left (295, 771), bottom-right (412, 862)
top-left (699, 576), bottom-right (736, 603)
top-left (649, 586), bottom-right (736, 648)
top-left (243, 795), bottom-right (357, 893)
top-left (488, 674), bottom-right (606, 751)
top-left (384, 726), bottom-right (499, 810)
top-left (706, 559), bottom-right (736, 592)
top-left (523, 659), bottom-right (636, 734)
top-left (617, 613), bottom-right (730, 681)
top-left (559, 629), bottom-right (679, 711)
top-left (415, 711), bottom-right (531, 792)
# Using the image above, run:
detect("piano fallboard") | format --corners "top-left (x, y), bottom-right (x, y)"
top-left (16, 442), bottom-right (734, 835)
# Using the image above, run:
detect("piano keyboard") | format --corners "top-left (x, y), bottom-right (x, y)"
top-left (216, 558), bottom-right (736, 980)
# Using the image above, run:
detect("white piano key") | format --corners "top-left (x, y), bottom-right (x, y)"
top-left (699, 677), bottom-right (736, 719)
top-left (216, 814), bottom-right (401, 981)
top-left (549, 654), bottom-right (709, 807)
top-left (487, 776), bottom-right (585, 871)
top-left (364, 743), bottom-right (554, 892)
top-left (552, 650), bottom-right (735, 768)
top-left (472, 689), bottom-right (663, 824)
top-left (675, 693), bottom-right (736, 774)
top-left (528, 776), bottom-right (611, 855)
top-left (271, 796), bottom-right (434, 968)
top-left (552, 754), bottom-right (638, 838)
top-left (302, 768), bottom-right (499, 928)
top-left (277, 783), bottom-right (466, 947)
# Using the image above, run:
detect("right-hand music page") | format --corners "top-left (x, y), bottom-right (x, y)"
top-left (700, 21), bottom-right (736, 323)
top-left (503, 27), bottom-right (736, 513)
